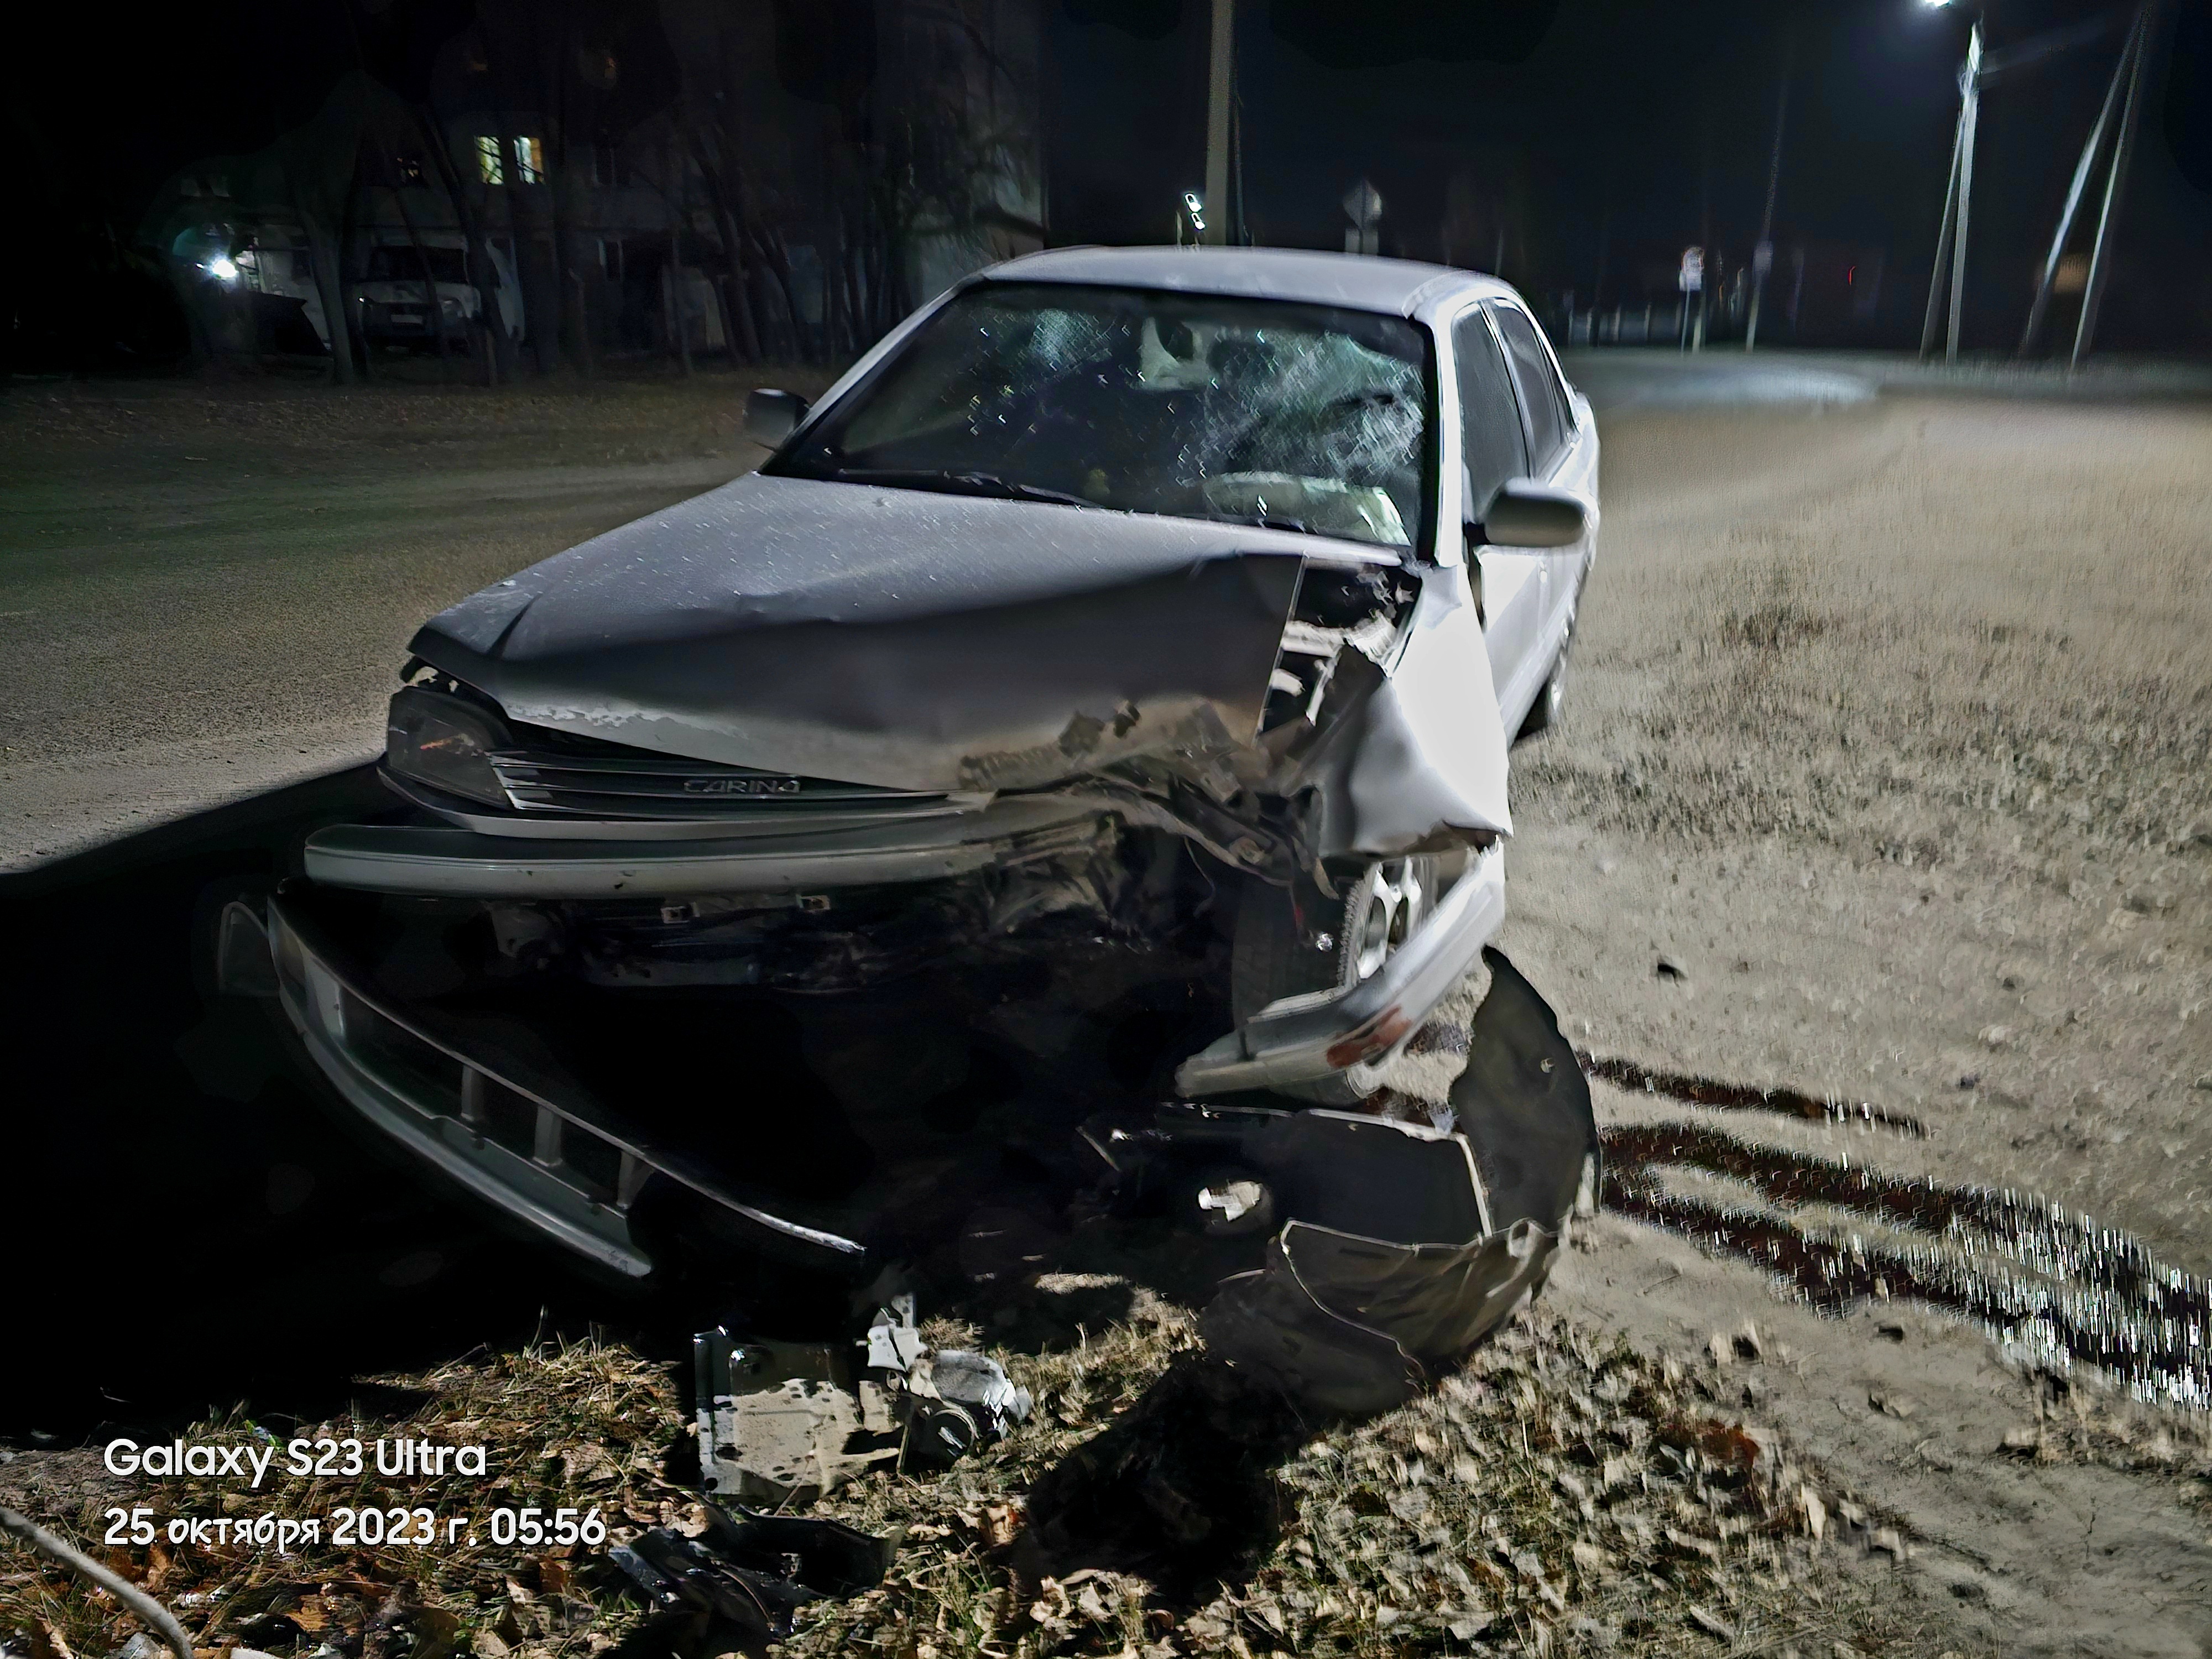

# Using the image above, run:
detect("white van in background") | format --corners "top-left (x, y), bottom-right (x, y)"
top-left (351, 234), bottom-right (524, 353)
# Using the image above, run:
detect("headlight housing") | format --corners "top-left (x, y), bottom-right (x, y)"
top-left (441, 295), bottom-right (465, 318)
top-left (386, 685), bottom-right (512, 807)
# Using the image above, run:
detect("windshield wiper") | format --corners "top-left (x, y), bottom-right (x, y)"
top-left (830, 467), bottom-right (1094, 509)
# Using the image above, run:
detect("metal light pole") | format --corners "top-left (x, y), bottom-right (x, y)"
top-left (1745, 34), bottom-right (1793, 352)
top-left (1203, 0), bottom-right (1234, 247)
top-left (2070, 1), bottom-right (2153, 367)
top-left (2020, 9), bottom-right (2141, 353)
top-left (1919, 17), bottom-right (1982, 362)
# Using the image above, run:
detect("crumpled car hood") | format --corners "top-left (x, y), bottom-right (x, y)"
top-left (408, 472), bottom-right (1357, 794)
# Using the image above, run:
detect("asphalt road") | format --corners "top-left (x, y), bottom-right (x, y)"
top-left (0, 374), bottom-right (807, 868)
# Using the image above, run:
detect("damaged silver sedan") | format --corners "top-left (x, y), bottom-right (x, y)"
top-left (237, 247), bottom-right (1598, 1287)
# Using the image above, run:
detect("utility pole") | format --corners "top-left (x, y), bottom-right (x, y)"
top-left (1591, 185), bottom-right (1611, 317)
top-left (1693, 120), bottom-right (1712, 351)
top-left (1921, 21), bottom-right (1982, 362)
top-left (2071, 0), bottom-right (2151, 368)
top-left (1745, 34), bottom-right (1792, 352)
top-left (1203, 0), bottom-right (1234, 247)
top-left (2021, 6), bottom-right (2142, 354)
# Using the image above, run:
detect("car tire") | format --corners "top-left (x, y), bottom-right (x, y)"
top-left (1229, 855), bottom-right (1439, 1105)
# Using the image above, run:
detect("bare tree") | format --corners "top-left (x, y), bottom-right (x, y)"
top-left (411, 103), bottom-right (519, 383)
top-left (830, 0), bottom-right (1042, 351)
top-left (655, 0), bottom-right (1039, 367)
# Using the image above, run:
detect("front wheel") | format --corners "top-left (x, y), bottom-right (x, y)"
top-left (1229, 855), bottom-right (1439, 1105)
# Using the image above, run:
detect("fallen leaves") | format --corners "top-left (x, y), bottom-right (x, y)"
top-left (1799, 1485), bottom-right (1827, 1542)
top-left (1, 1340), bottom-right (688, 1659)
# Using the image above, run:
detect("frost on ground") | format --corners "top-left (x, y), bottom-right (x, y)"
top-left (3, 1296), bottom-right (1952, 1659)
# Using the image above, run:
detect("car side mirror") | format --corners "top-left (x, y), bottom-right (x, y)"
top-left (1468, 479), bottom-right (1587, 550)
top-left (744, 387), bottom-right (809, 447)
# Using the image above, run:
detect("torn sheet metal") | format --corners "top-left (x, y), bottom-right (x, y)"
top-left (1184, 952), bottom-right (1597, 1415)
top-left (1289, 566), bottom-right (1514, 857)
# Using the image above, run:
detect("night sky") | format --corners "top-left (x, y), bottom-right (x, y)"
top-left (9, 0), bottom-right (2211, 354)
top-left (1051, 0), bottom-right (2212, 344)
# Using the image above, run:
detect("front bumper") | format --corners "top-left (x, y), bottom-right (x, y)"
top-left (1174, 842), bottom-right (1507, 1095)
top-left (255, 895), bottom-right (867, 1279)
top-left (303, 796), bottom-right (1104, 898)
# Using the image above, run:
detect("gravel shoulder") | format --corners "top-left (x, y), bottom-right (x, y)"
top-left (1504, 388), bottom-right (2212, 1656)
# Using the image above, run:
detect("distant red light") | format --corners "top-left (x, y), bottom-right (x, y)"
top-left (1846, 265), bottom-right (1856, 284)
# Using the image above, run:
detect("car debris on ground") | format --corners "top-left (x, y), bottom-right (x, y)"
top-left (608, 1503), bottom-right (894, 1646)
top-left (692, 1298), bottom-right (1032, 1507)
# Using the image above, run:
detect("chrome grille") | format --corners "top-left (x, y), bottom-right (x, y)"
top-left (489, 747), bottom-right (952, 821)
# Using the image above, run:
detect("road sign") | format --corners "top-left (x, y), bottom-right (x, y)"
top-left (1343, 178), bottom-right (1383, 257)
top-left (1677, 246), bottom-right (1705, 293)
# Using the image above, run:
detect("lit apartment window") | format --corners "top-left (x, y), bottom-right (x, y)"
top-left (476, 135), bottom-right (504, 185)
top-left (513, 136), bottom-right (545, 185)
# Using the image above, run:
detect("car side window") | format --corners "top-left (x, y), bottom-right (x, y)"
top-left (1490, 304), bottom-right (1572, 476)
top-left (1453, 310), bottom-right (1527, 526)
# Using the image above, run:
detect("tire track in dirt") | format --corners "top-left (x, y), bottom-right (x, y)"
top-left (1580, 1055), bottom-right (2212, 1409)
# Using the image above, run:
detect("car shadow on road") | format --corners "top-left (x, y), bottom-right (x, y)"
top-left (1, 771), bottom-right (679, 1439)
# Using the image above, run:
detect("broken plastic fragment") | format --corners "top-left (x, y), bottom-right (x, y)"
top-left (607, 1503), bottom-right (893, 1642)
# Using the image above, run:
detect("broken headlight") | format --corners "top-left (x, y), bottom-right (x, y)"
top-left (385, 684), bottom-right (512, 807)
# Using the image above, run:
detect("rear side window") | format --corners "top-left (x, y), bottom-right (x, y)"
top-left (1453, 311), bottom-right (1527, 523)
top-left (1490, 305), bottom-right (1572, 474)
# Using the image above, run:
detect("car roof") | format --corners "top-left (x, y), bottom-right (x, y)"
top-left (976, 245), bottom-right (1516, 318)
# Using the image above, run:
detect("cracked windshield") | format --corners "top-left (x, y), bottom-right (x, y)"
top-left (775, 282), bottom-right (1433, 550)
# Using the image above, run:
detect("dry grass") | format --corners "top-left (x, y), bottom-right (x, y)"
top-left (782, 1297), bottom-right (1942, 1658)
top-left (1501, 395), bottom-right (2212, 1265)
top-left (3, 1288), bottom-right (1953, 1659)
top-left (1, 1339), bottom-right (690, 1659)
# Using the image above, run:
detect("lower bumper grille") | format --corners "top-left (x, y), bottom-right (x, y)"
top-left (260, 897), bottom-right (868, 1276)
